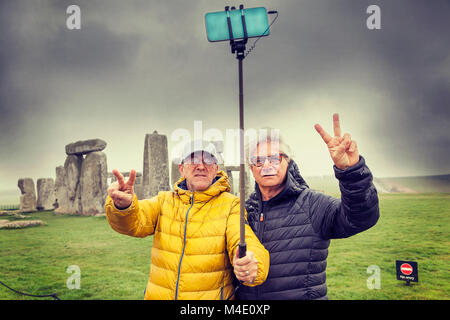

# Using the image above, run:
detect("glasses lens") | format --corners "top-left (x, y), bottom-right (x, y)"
top-left (250, 156), bottom-right (263, 167)
top-left (268, 155), bottom-right (281, 165)
top-left (251, 154), bottom-right (283, 167)
top-left (183, 152), bottom-right (216, 165)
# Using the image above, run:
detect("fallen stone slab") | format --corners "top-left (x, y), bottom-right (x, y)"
top-left (0, 220), bottom-right (45, 229)
top-left (65, 139), bottom-right (107, 155)
top-left (0, 212), bottom-right (28, 220)
top-left (0, 210), bottom-right (21, 216)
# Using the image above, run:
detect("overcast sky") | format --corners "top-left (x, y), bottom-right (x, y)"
top-left (0, 0), bottom-right (449, 196)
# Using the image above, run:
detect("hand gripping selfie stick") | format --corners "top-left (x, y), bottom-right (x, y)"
top-left (205, 5), bottom-right (277, 259)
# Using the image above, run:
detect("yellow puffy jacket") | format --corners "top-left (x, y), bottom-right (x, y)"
top-left (105, 170), bottom-right (269, 300)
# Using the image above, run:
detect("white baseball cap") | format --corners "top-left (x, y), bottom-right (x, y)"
top-left (180, 139), bottom-right (219, 164)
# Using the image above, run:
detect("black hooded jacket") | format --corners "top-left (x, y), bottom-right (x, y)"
top-left (237, 156), bottom-right (379, 300)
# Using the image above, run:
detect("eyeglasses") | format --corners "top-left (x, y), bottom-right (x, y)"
top-left (250, 153), bottom-right (286, 167)
top-left (182, 153), bottom-right (217, 166)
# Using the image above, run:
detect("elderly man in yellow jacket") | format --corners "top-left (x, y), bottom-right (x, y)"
top-left (105, 140), bottom-right (269, 300)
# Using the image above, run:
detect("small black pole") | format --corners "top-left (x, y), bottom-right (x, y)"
top-left (238, 54), bottom-right (247, 259)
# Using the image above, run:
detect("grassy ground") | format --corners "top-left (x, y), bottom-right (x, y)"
top-left (327, 193), bottom-right (450, 300)
top-left (0, 212), bottom-right (152, 300)
top-left (0, 193), bottom-right (448, 300)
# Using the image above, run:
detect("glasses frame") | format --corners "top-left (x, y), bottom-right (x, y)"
top-left (250, 153), bottom-right (287, 167)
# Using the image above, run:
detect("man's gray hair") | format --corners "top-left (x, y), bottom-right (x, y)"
top-left (245, 127), bottom-right (293, 165)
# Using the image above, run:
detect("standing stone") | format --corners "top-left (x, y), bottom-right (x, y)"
top-left (18, 178), bottom-right (37, 213)
top-left (64, 154), bottom-right (83, 214)
top-left (134, 174), bottom-right (144, 200)
top-left (54, 166), bottom-right (69, 214)
top-left (36, 178), bottom-right (56, 211)
top-left (65, 139), bottom-right (107, 155)
top-left (79, 151), bottom-right (108, 215)
top-left (143, 131), bottom-right (170, 198)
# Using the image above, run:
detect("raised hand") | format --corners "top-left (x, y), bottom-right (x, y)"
top-left (107, 169), bottom-right (137, 209)
top-left (314, 113), bottom-right (359, 170)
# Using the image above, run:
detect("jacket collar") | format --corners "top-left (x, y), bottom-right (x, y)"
top-left (174, 170), bottom-right (231, 204)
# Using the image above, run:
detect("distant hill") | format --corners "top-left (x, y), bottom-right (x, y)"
top-left (374, 174), bottom-right (450, 193)
top-left (305, 174), bottom-right (450, 195)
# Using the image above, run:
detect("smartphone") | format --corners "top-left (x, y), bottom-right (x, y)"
top-left (205, 7), bottom-right (270, 42)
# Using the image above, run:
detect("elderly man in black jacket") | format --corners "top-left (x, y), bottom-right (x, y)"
top-left (237, 113), bottom-right (379, 300)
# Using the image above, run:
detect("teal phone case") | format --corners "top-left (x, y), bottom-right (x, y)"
top-left (205, 7), bottom-right (269, 42)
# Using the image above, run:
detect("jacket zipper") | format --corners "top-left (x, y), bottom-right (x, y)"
top-left (175, 194), bottom-right (194, 300)
top-left (258, 210), bottom-right (265, 243)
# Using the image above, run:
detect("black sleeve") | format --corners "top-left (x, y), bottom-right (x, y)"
top-left (309, 156), bottom-right (380, 240)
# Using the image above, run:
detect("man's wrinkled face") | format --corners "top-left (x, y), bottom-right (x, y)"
top-left (179, 151), bottom-right (218, 191)
top-left (250, 141), bottom-right (289, 189)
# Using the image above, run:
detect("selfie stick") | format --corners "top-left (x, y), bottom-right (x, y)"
top-left (225, 5), bottom-right (248, 259)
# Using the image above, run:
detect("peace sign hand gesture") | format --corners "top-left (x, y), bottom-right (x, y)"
top-left (107, 169), bottom-right (137, 209)
top-left (314, 113), bottom-right (359, 170)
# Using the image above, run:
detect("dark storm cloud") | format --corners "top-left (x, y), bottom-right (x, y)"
top-left (0, 0), bottom-right (449, 194)
top-left (0, 1), bottom-right (26, 139)
top-left (360, 0), bottom-right (450, 171)
top-left (240, 0), bottom-right (450, 175)
top-left (0, 0), bottom-right (143, 141)
top-left (44, 23), bottom-right (142, 74)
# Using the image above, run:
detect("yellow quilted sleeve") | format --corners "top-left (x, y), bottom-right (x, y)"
top-left (105, 193), bottom-right (161, 238)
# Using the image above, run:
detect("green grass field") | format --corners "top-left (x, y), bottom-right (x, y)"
top-left (0, 193), bottom-right (448, 300)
